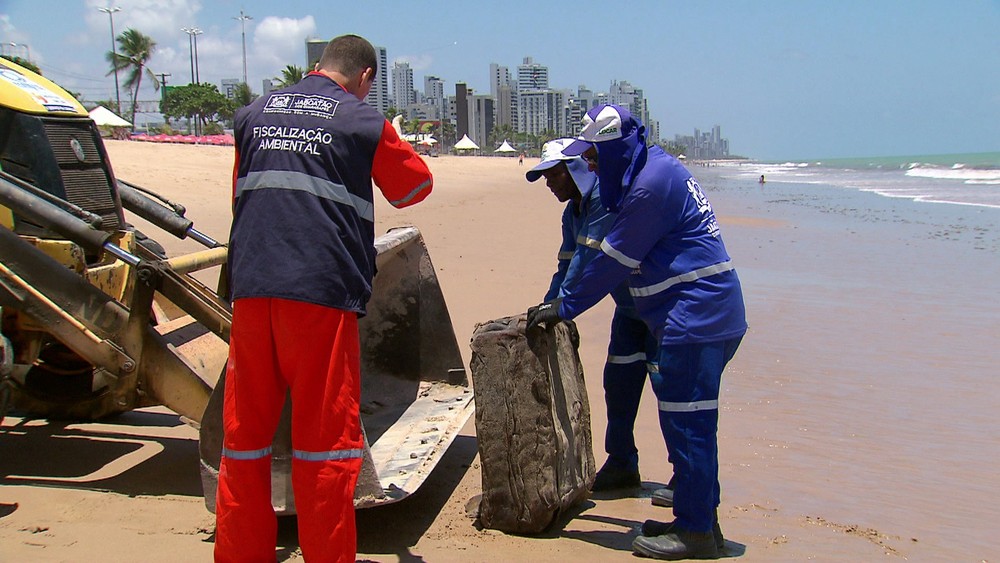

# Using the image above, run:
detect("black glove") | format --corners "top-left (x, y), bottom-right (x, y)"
top-left (526, 298), bottom-right (564, 330)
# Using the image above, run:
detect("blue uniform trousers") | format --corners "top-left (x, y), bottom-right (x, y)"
top-left (654, 336), bottom-right (742, 533)
top-left (603, 308), bottom-right (660, 471)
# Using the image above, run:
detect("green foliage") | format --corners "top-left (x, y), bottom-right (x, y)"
top-left (1, 55), bottom-right (41, 75)
top-left (160, 83), bottom-right (234, 130)
top-left (659, 141), bottom-right (688, 157)
top-left (275, 65), bottom-right (306, 88)
top-left (148, 122), bottom-right (178, 135)
top-left (233, 82), bottom-right (257, 108)
top-left (203, 121), bottom-right (224, 135)
top-left (107, 28), bottom-right (159, 126)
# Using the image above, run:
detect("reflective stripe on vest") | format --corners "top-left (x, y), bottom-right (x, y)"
top-left (607, 352), bottom-right (647, 364)
top-left (658, 400), bottom-right (719, 412)
top-left (646, 362), bottom-right (658, 376)
top-left (236, 169), bottom-right (375, 222)
top-left (222, 446), bottom-right (273, 460)
top-left (600, 239), bottom-right (641, 269)
top-left (292, 448), bottom-right (364, 462)
top-left (630, 261), bottom-right (735, 298)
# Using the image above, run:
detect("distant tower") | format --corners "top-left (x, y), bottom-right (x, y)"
top-left (364, 45), bottom-right (390, 115)
top-left (517, 56), bottom-right (548, 92)
top-left (392, 61), bottom-right (415, 110)
top-left (305, 38), bottom-right (326, 69)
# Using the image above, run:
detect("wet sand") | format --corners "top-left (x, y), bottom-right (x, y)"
top-left (1, 141), bottom-right (998, 561)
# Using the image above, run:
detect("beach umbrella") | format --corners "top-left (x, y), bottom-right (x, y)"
top-left (494, 140), bottom-right (516, 153)
top-left (454, 134), bottom-right (479, 150)
top-left (88, 105), bottom-right (132, 127)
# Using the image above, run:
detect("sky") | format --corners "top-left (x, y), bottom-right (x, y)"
top-left (1, 0), bottom-right (998, 160)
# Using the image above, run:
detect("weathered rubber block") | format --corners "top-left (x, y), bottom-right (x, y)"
top-left (470, 314), bottom-right (596, 534)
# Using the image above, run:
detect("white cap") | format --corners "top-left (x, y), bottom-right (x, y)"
top-left (525, 138), bottom-right (580, 182)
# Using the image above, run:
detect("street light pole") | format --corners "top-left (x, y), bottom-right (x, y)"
top-left (233, 10), bottom-right (252, 85)
top-left (181, 27), bottom-right (202, 84)
top-left (98, 6), bottom-right (122, 116)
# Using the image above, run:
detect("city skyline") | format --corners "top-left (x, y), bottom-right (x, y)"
top-left (2, 1), bottom-right (998, 161)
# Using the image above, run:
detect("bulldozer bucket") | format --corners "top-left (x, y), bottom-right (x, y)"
top-left (199, 226), bottom-right (473, 510)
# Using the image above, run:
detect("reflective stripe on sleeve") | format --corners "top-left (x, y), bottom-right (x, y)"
top-left (389, 178), bottom-right (432, 207)
top-left (630, 261), bottom-right (735, 298)
top-left (607, 352), bottom-right (647, 364)
top-left (222, 446), bottom-right (273, 460)
top-left (558, 251), bottom-right (575, 260)
top-left (600, 239), bottom-right (641, 269)
top-left (236, 170), bottom-right (375, 222)
top-left (646, 362), bottom-right (658, 376)
top-left (292, 448), bottom-right (365, 462)
top-left (576, 235), bottom-right (602, 250)
top-left (658, 400), bottom-right (719, 412)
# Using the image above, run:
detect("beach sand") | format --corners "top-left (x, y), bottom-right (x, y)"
top-left (2, 141), bottom-right (998, 561)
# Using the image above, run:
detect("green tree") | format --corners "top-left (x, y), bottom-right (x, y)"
top-left (233, 82), bottom-right (257, 109)
top-left (660, 141), bottom-right (687, 157)
top-left (106, 28), bottom-right (159, 126)
top-left (275, 65), bottom-right (306, 87)
top-left (160, 83), bottom-right (232, 132)
top-left (1, 55), bottom-right (41, 75)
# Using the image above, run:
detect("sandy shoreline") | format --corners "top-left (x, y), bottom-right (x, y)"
top-left (2, 141), bottom-right (997, 561)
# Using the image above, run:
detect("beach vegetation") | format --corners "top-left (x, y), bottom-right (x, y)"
top-left (660, 141), bottom-right (688, 157)
top-left (1, 54), bottom-right (40, 75)
top-left (232, 82), bottom-right (257, 109)
top-left (275, 64), bottom-right (307, 88)
top-left (106, 28), bottom-right (160, 127)
top-left (160, 82), bottom-right (233, 134)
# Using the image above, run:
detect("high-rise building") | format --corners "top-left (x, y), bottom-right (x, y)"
top-left (365, 45), bottom-right (390, 115)
top-left (490, 63), bottom-right (516, 129)
top-left (517, 56), bottom-right (548, 92)
top-left (470, 94), bottom-right (494, 146)
top-left (220, 78), bottom-right (240, 100)
top-left (518, 89), bottom-right (568, 137)
top-left (305, 38), bottom-right (326, 69)
top-left (392, 61), bottom-right (415, 110)
top-left (455, 83), bottom-right (470, 140)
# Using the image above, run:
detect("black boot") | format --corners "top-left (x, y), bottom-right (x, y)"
top-left (632, 529), bottom-right (720, 560)
top-left (590, 460), bottom-right (640, 492)
top-left (640, 519), bottom-right (724, 550)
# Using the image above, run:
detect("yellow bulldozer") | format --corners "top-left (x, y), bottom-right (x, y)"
top-left (0, 57), bottom-right (473, 510)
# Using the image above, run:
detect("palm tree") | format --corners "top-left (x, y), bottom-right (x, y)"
top-left (275, 65), bottom-right (306, 87)
top-left (106, 28), bottom-right (159, 127)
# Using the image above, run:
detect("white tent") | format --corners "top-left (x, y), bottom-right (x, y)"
top-left (454, 134), bottom-right (479, 150)
top-left (89, 105), bottom-right (131, 127)
top-left (417, 136), bottom-right (438, 146)
top-left (494, 140), bottom-right (516, 153)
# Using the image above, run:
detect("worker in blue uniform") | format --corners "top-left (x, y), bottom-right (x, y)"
top-left (528, 105), bottom-right (746, 560)
top-left (526, 137), bottom-right (661, 494)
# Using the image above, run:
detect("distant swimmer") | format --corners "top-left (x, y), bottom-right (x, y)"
top-left (758, 175), bottom-right (766, 184)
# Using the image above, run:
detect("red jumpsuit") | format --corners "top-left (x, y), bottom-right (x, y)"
top-left (216, 70), bottom-right (432, 562)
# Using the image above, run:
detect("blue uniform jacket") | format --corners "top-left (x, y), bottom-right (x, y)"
top-left (544, 159), bottom-right (636, 316)
top-left (559, 144), bottom-right (747, 345)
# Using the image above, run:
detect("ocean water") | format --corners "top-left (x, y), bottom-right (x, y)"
top-left (685, 163), bottom-right (1000, 559)
top-left (724, 151), bottom-right (1000, 209)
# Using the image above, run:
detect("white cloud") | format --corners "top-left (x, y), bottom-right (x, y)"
top-left (251, 15), bottom-right (316, 76)
top-left (84, 0), bottom-right (202, 41)
top-left (394, 54), bottom-right (434, 72)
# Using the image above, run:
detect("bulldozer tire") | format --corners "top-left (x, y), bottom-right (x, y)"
top-left (10, 342), bottom-right (126, 420)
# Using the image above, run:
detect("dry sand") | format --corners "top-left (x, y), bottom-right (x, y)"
top-left (2, 141), bottom-right (992, 561)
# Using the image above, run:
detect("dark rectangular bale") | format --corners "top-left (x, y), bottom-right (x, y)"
top-left (470, 315), bottom-right (595, 534)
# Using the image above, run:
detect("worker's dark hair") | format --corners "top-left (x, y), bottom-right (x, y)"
top-left (318, 34), bottom-right (378, 79)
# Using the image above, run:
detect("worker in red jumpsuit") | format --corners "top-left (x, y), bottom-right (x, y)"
top-left (215, 34), bottom-right (433, 563)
